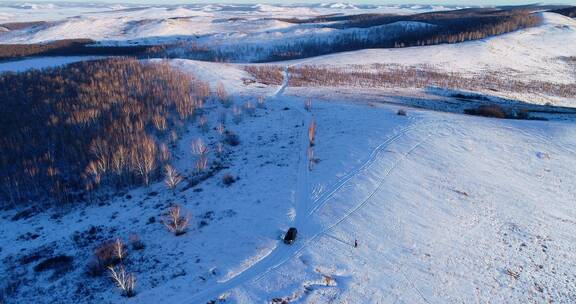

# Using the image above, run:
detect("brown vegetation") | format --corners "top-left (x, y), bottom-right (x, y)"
top-left (244, 66), bottom-right (284, 84)
top-left (464, 105), bottom-right (508, 118)
top-left (308, 120), bottom-right (317, 147)
top-left (0, 58), bottom-right (210, 206)
top-left (246, 64), bottom-right (576, 99)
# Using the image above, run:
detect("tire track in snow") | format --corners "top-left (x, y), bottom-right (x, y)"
top-left (178, 64), bottom-right (312, 304)
top-left (306, 120), bottom-right (426, 218)
top-left (251, 123), bottom-right (440, 284)
top-left (180, 64), bottom-right (436, 304)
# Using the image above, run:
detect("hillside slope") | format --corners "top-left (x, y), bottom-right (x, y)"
top-left (302, 13), bottom-right (576, 85)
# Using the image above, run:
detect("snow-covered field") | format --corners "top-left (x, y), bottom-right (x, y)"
top-left (300, 12), bottom-right (576, 85)
top-left (0, 2), bottom-right (465, 45)
top-left (1, 3), bottom-right (576, 304)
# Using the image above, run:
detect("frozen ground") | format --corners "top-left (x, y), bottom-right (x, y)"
top-left (1, 3), bottom-right (576, 304)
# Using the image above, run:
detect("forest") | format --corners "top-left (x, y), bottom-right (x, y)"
top-left (0, 58), bottom-right (210, 207)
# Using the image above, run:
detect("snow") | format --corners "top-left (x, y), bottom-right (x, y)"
top-left (0, 3), bottom-right (462, 45)
top-left (0, 56), bottom-right (104, 73)
top-left (1, 4), bottom-right (576, 304)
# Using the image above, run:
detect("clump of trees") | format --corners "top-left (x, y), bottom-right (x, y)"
top-left (0, 58), bottom-right (210, 206)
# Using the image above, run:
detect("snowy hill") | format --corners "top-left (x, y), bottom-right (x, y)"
top-left (304, 13), bottom-right (576, 85)
top-left (0, 3), bottom-right (462, 45)
top-left (1, 3), bottom-right (576, 304)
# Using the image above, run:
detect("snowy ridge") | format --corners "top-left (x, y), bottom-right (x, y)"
top-left (0, 3), bottom-right (457, 44)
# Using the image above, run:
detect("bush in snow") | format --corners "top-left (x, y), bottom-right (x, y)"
top-left (232, 105), bottom-right (243, 124)
top-left (224, 131), bottom-right (240, 146)
top-left (304, 98), bottom-right (313, 112)
top-left (307, 146), bottom-right (315, 171)
top-left (195, 156), bottom-right (209, 172)
top-left (129, 233), bottom-right (145, 251)
top-left (216, 82), bottom-right (232, 108)
top-left (215, 142), bottom-right (225, 156)
top-left (108, 265), bottom-right (136, 297)
top-left (87, 240), bottom-right (124, 276)
top-left (198, 115), bottom-right (209, 133)
top-left (244, 101), bottom-right (256, 117)
top-left (222, 174), bottom-right (236, 186)
top-left (216, 122), bottom-right (225, 137)
top-left (191, 138), bottom-right (209, 157)
top-left (163, 205), bottom-right (191, 236)
top-left (308, 119), bottom-right (317, 147)
top-left (257, 96), bottom-right (266, 109)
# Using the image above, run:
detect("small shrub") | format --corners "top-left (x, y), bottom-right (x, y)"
top-left (87, 240), bottom-right (121, 276)
top-left (191, 138), bottom-right (209, 156)
top-left (308, 120), bottom-right (317, 147)
top-left (232, 105), bottom-right (243, 124)
top-left (397, 109), bottom-right (407, 116)
top-left (222, 174), bottom-right (236, 186)
top-left (163, 205), bottom-right (191, 236)
top-left (464, 105), bottom-right (507, 118)
top-left (195, 156), bottom-right (208, 172)
top-left (304, 98), bottom-right (312, 111)
top-left (257, 96), bottom-right (266, 108)
top-left (129, 233), bottom-right (145, 250)
top-left (224, 131), bottom-right (240, 146)
top-left (216, 82), bottom-right (231, 107)
top-left (33, 255), bottom-right (73, 273)
top-left (198, 115), bottom-right (209, 133)
top-left (244, 101), bottom-right (256, 116)
top-left (108, 265), bottom-right (136, 297)
top-left (307, 146), bottom-right (315, 171)
top-left (215, 142), bottom-right (225, 156)
top-left (216, 123), bottom-right (225, 136)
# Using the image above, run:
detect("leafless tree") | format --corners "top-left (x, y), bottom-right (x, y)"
top-left (163, 205), bottom-right (191, 236)
top-left (164, 164), bottom-right (182, 194)
top-left (108, 265), bottom-right (136, 297)
top-left (131, 136), bottom-right (157, 186)
top-left (191, 138), bottom-right (208, 157)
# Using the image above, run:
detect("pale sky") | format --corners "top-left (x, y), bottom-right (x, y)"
top-left (2, 0), bottom-right (575, 5)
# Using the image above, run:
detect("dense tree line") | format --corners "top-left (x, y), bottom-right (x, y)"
top-left (0, 58), bottom-right (209, 206)
top-left (550, 7), bottom-right (576, 18)
top-left (160, 9), bottom-right (541, 62)
top-left (0, 39), bottom-right (153, 61)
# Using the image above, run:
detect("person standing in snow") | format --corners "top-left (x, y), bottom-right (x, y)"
top-left (354, 239), bottom-right (358, 248)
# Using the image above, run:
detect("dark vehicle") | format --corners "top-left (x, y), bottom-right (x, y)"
top-left (284, 227), bottom-right (298, 244)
